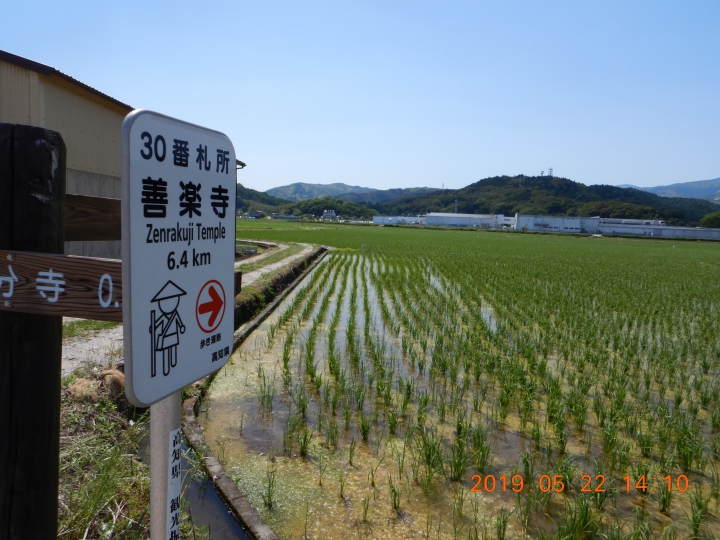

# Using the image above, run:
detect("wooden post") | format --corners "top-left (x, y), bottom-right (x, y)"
top-left (0, 123), bottom-right (66, 539)
top-left (234, 270), bottom-right (242, 296)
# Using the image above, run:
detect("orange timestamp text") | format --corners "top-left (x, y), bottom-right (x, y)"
top-left (470, 474), bottom-right (690, 494)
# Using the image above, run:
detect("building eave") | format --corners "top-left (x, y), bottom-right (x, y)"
top-left (0, 49), bottom-right (133, 111)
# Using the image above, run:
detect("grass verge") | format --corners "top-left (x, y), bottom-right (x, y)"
top-left (63, 319), bottom-right (120, 339)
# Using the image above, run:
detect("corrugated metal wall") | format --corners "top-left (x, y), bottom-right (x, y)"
top-left (0, 61), bottom-right (42, 125)
top-left (43, 76), bottom-right (125, 177)
top-left (1, 59), bottom-right (127, 259)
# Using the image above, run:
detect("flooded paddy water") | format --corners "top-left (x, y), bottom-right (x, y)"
top-left (201, 251), bottom-right (720, 539)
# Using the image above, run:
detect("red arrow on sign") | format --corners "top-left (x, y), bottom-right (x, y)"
top-left (199, 285), bottom-right (222, 327)
top-left (195, 280), bottom-right (226, 333)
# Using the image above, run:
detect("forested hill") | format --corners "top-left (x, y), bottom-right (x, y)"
top-left (340, 187), bottom-right (438, 204)
top-left (375, 175), bottom-right (720, 225)
top-left (236, 183), bottom-right (289, 211)
top-left (266, 182), bottom-right (375, 201)
top-left (266, 182), bottom-right (437, 203)
top-left (235, 184), bottom-right (375, 218)
top-left (273, 197), bottom-right (376, 219)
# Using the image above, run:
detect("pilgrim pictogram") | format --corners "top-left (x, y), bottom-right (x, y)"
top-left (150, 280), bottom-right (187, 377)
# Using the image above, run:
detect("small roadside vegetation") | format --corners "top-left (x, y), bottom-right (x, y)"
top-left (63, 319), bottom-right (119, 339)
top-left (59, 362), bottom-right (208, 539)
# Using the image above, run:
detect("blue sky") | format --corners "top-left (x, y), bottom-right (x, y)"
top-left (2, 1), bottom-right (719, 191)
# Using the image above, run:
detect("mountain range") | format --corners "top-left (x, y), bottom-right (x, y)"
top-left (236, 176), bottom-right (720, 225)
top-left (617, 178), bottom-right (720, 203)
top-left (265, 182), bottom-right (438, 203)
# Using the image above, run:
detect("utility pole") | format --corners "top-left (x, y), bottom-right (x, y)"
top-left (455, 199), bottom-right (458, 214)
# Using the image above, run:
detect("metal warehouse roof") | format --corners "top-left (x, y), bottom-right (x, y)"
top-left (0, 49), bottom-right (133, 111)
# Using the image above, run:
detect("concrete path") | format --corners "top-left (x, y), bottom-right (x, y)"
top-left (239, 243), bottom-right (314, 288)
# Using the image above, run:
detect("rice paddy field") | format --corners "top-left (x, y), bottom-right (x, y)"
top-left (201, 222), bottom-right (720, 539)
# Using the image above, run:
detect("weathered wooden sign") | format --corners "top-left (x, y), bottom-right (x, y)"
top-left (0, 250), bottom-right (122, 321)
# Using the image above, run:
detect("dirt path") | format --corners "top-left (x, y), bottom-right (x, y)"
top-left (234, 242), bottom-right (287, 269)
top-left (239, 243), bottom-right (314, 287)
top-left (62, 324), bottom-right (123, 377)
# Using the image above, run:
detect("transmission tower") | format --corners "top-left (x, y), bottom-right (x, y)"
top-left (548, 167), bottom-right (553, 177)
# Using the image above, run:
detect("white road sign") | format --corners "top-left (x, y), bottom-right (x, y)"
top-left (121, 110), bottom-right (236, 407)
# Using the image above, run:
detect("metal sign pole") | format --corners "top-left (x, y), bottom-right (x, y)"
top-left (150, 390), bottom-right (181, 540)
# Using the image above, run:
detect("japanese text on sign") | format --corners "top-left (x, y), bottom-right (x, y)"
top-left (166, 428), bottom-right (182, 540)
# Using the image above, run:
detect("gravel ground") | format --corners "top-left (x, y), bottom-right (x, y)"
top-left (62, 324), bottom-right (123, 378)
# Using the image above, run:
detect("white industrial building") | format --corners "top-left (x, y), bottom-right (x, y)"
top-left (515, 215), bottom-right (600, 234)
top-left (515, 214), bottom-right (720, 240)
top-left (425, 213), bottom-right (514, 229)
top-left (373, 210), bottom-right (720, 240)
top-left (373, 216), bottom-right (425, 225)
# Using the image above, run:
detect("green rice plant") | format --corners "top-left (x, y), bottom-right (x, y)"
top-left (637, 431), bottom-right (654, 458)
top-left (494, 507), bottom-right (511, 540)
top-left (709, 463), bottom-right (720, 502)
top-left (343, 403), bottom-right (351, 430)
top-left (521, 451), bottom-right (535, 484)
top-left (444, 435), bottom-right (471, 482)
top-left (339, 475), bottom-right (346, 499)
top-left (531, 422), bottom-right (541, 449)
top-left (349, 437), bottom-right (357, 466)
top-left (417, 392), bottom-right (430, 425)
top-left (257, 365), bottom-right (275, 411)
top-left (262, 467), bottom-right (276, 508)
top-left (387, 409), bottom-right (399, 435)
top-left (295, 384), bottom-right (309, 419)
top-left (658, 482), bottom-right (672, 515)
top-left (469, 425), bottom-right (491, 473)
top-left (630, 504), bottom-right (653, 539)
top-left (318, 454), bottom-right (326, 486)
top-left (359, 414), bottom-right (371, 441)
top-left (282, 367), bottom-right (292, 388)
top-left (554, 455), bottom-right (576, 492)
top-left (394, 442), bottom-right (406, 477)
top-left (388, 474), bottom-right (401, 511)
top-left (438, 400), bottom-right (446, 423)
top-left (417, 428), bottom-right (443, 472)
top-left (325, 420), bottom-right (339, 450)
top-left (555, 497), bottom-right (598, 538)
top-left (354, 384), bottom-right (366, 411)
top-left (361, 497), bottom-right (370, 522)
top-left (298, 428), bottom-right (312, 458)
top-left (687, 488), bottom-right (709, 538)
